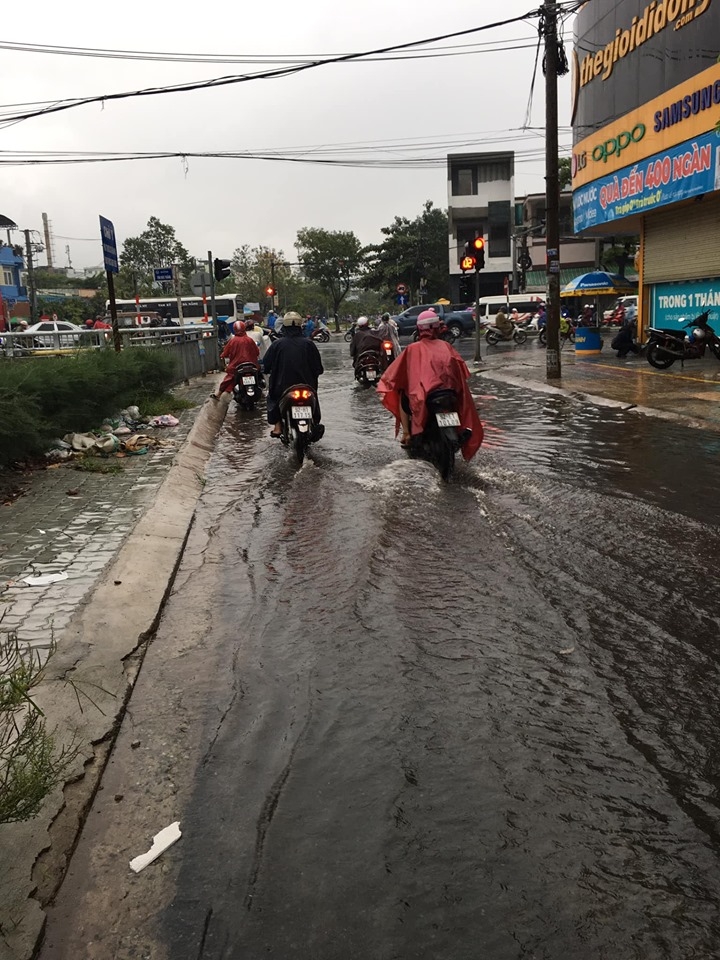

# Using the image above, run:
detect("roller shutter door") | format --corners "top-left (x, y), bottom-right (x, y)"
top-left (643, 194), bottom-right (720, 284)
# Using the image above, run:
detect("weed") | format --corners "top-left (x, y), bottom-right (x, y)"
top-left (73, 457), bottom-right (123, 475)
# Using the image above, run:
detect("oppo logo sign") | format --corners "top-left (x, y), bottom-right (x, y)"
top-left (592, 124), bottom-right (646, 162)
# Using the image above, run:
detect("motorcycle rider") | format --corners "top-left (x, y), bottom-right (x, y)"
top-left (245, 317), bottom-right (269, 361)
top-left (210, 321), bottom-right (260, 400)
top-left (350, 316), bottom-right (385, 372)
top-left (375, 312), bottom-right (401, 356)
top-left (377, 309), bottom-right (483, 460)
top-left (264, 311), bottom-right (324, 439)
top-left (494, 307), bottom-right (514, 340)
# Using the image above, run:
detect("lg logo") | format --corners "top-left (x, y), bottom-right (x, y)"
top-left (572, 152), bottom-right (587, 178)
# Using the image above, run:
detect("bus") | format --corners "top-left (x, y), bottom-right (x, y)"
top-left (109, 294), bottom-right (244, 327)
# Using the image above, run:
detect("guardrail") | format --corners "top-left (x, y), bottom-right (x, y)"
top-left (0, 325), bottom-right (220, 382)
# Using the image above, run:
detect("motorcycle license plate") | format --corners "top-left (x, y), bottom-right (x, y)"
top-left (436, 411), bottom-right (460, 427)
top-left (242, 376), bottom-right (256, 385)
top-left (366, 369), bottom-right (377, 377)
top-left (291, 406), bottom-right (313, 419)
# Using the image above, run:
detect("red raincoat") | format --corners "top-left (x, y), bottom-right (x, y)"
top-left (218, 334), bottom-right (260, 394)
top-left (376, 336), bottom-right (483, 461)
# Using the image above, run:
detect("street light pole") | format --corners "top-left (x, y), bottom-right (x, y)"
top-left (544, 0), bottom-right (562, 380)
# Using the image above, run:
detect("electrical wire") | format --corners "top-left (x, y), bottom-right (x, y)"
top-left (0, 11), bottom-right (542, 126)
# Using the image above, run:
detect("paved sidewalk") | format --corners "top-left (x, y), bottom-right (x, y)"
top-left (468, 340), bottom-right (720, 429)
top-left (0, 379), bottom-right (213, 651)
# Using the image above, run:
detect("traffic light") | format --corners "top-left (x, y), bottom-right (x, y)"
top-left (460, 253), bottom-right (477, 272)
top-left (265, 285), bottom-right (276, 297)
top-left (472, 236), bottom-right (486, 270)
top-left (214, 258), bottom-right (231, 282)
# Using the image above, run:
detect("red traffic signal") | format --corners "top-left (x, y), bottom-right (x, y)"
top-left (472, 235), bottom-right (485, 269)
top-left (460, 255), bottom-right (476, 272)
top-left (265, 285), bottom-right (276, 297)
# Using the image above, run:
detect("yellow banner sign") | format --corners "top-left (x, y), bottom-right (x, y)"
top-left (572, 61), bottom-right (720, 188)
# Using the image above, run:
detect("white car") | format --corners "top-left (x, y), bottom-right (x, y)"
top-left (25, 320), bottom-right (82, 348)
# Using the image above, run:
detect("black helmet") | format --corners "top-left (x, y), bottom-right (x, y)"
top-left (381, 312), bottom-right (390, 321)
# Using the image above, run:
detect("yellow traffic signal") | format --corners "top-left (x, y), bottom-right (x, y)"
top-left (460, 255), bottom-right (476, 272)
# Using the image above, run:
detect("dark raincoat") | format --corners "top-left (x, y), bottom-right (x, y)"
top-left (376, 335), bottom-right (484, 461)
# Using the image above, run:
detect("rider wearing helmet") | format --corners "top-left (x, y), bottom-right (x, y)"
top-left (264, 311), bottom-right (324, 438)
top-left (377, 309), bottom-right (483, 460)
top-left (210, 320), bottom-right (260, 399)
top-left (244, 316), bottom-right (268, 360)
top-left (350, 316), bottom-right (384, 370)
top-left (375, 311), bottom-right (401, 356)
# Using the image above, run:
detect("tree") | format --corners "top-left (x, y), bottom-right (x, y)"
top-left (559, 157), bottom-right (572, 190)
top-left (224, 244), bottom-right (292, 305)
top-left (119, 217), bottom-right (193, 295)
top-left (295, 228), bottom-right (366, 331)
top-left (362, 201), bottom-right (449, 304)
top-left (601, 237), bottom-right (639, 277)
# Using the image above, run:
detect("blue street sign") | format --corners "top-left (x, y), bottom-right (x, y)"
top-left (153, 267), bottom-right (175, 282)
top-left (396, 294), bottom-right (408, 305)
top-left (99, 215), bottom-right (119, 274)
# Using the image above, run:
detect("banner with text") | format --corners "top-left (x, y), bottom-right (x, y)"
top-left (651, 277), bottom-right (720, 329)
top-left (573, 129), bottom-right (720, 232)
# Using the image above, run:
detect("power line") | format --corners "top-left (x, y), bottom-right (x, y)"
top-left (0, 10), bottom-right (542, 126)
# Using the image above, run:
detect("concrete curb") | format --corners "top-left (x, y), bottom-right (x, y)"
top-left (477, 370), bottom-right (720, 433)
top-left (0, 387), bottom-right (230, 960)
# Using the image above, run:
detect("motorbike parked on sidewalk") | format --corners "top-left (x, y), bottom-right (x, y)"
top-left (646, 310), bottom-right (720, 370)
top-left (405, 389), bottom-right (466, 482)
top-left (277, 384), bottom-right (324, 465)
top-left (232, 363), bottom-right (264, 411)
top-left (485, 322), bottom-right (528, 346)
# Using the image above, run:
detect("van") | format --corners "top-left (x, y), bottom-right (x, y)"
top-left (475, 294), bottom-right (546, 324)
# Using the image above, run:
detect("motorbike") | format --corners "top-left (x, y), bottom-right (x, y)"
top-left (381, 338), bottom-right (396, 368)
top-left (278, 384), bottom-right (324, 465)
top-left (311, 325), bottom-right (330, 343)
top-left (485, 322), bottom-right (528, 346)
top-left (355, 348), bottom-right (385, 388)
top-left (232, 363), bottom-right (264, 410)
top-left (344, 323), bottom-right (357, 343)
top-left (406, 389), bottom-right (466, 482)
top-left (646, 310), bottom-right (720, 369)
top-left (411, 325), bottom-right (458, 344)
top-left (538, 320), bottom-right (576, 346)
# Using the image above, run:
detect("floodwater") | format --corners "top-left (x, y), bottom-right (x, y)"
top-left (41, 342), bottom-right (720, 960)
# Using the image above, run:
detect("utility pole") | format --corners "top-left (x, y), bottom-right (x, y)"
top-left (208, 251), bottom-right (217, 328)
top-left (23, 229), bottom-right (37, 322)
top-left (543, 0), bottom-right (562, 379)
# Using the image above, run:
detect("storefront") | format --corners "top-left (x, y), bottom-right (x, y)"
top-left (571, 0), bottom-right (720, 333)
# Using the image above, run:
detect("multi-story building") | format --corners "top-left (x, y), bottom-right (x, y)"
top-left (447, 152), bottom-right (515, 303)
top-left (447, 151), bottom-right (597, 302)
top-left (0, 243), bottom-right (28, 319)
top-left (571, 0), bottom-right (720, 334)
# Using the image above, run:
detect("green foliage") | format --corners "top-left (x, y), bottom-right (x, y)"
top-left (119, 217), bottom-right (194, 296)
top-left (295, 227), bottom-right (366, 315)
top-left (224, 244), bottom-right (291, 303)
top-left (135, 391), bottom-right (195, 416)
top-left (600, 238), bottom-right (639, 277)
top-left (559, 157), bottom-right (572, 190)
top-left (0, 350), bottom-right (177, 467)
top-left (362, 201), bottom-right (449, 303)
top-left (36, 296), bottom-right (96, 325)
top-left (0, 633), bottom-right (78, 824)
top-left (73, 457), bottom-right (123, 474)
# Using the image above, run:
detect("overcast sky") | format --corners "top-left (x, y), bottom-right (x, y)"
top-left (0, 0), bottom-right (573, 269)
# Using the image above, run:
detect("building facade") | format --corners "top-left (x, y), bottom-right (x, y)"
top-left (0, 244), bottom-right (28, 319)
top-left (571, 0), bottom-right (720, 332)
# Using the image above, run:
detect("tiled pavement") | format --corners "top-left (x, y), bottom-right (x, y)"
top-left (0, 380), bottom-right (214, 651)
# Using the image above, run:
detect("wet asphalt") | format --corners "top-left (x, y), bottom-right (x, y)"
top-left (40, 340), bottom-right (720, 960)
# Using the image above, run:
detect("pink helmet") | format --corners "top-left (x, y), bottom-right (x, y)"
top-left (416, 309), bottom-right (441, 330)
top-left (233, 320), bottom-right (246, 335)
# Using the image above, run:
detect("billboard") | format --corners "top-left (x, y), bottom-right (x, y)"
top-left (651, 277), bottom-right (720, 327)
top-left (572, 0), bottom-right (720, 141)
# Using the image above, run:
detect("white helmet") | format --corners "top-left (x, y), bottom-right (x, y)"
top-left (357, 316), bottom-right (369, 327)
top-left (692, 327), bottom-right (705, 340)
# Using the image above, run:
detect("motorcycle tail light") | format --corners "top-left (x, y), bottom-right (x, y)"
top-left (290, 389), bottom-right (302, 400)
top-left (382, 341), bottom-right (392, 350)
top-left (301, 389), bottom-right (311, 399)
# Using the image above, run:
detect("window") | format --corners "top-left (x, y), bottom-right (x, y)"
top-left (488, 202), bottom-right (511, 259)
top-left (2, 269), bottom-right (13, 285)
top-left (452, 167), bottom-right (476, 196)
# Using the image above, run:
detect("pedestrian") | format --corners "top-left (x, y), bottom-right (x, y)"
top-left (611, 323), bottom-right (641, 358)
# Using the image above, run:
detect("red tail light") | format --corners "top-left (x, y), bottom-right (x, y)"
top-left (382, 340), bottom-right (392, 350)
top-left (291, 388), bottom-right (312, 400)
top-left (291, 389), bottom-right (302, 399)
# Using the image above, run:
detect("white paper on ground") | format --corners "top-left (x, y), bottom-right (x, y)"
top-left (129, 821), bottom-right (182, 873)
top-left (22, 572), bottom-right (69, 586)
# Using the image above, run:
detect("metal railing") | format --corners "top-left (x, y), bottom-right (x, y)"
top-left (0, 325), bottom-right (220, 382)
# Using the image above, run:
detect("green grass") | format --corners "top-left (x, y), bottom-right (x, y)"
top-left (0, 350), bottom-right (178, 468)
top-left (73, 457), bottom-right (123, 474)
top-left (136, 391), bottom-right (196, 417)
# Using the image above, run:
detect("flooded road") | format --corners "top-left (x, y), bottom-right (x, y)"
top-left (41, 342), bottom-right (720, 959)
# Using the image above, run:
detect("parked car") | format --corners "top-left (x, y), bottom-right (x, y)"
top-left (25, 320), bottom-right (81, 348)
top-left (393, 304), bottom-right (476, 338)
